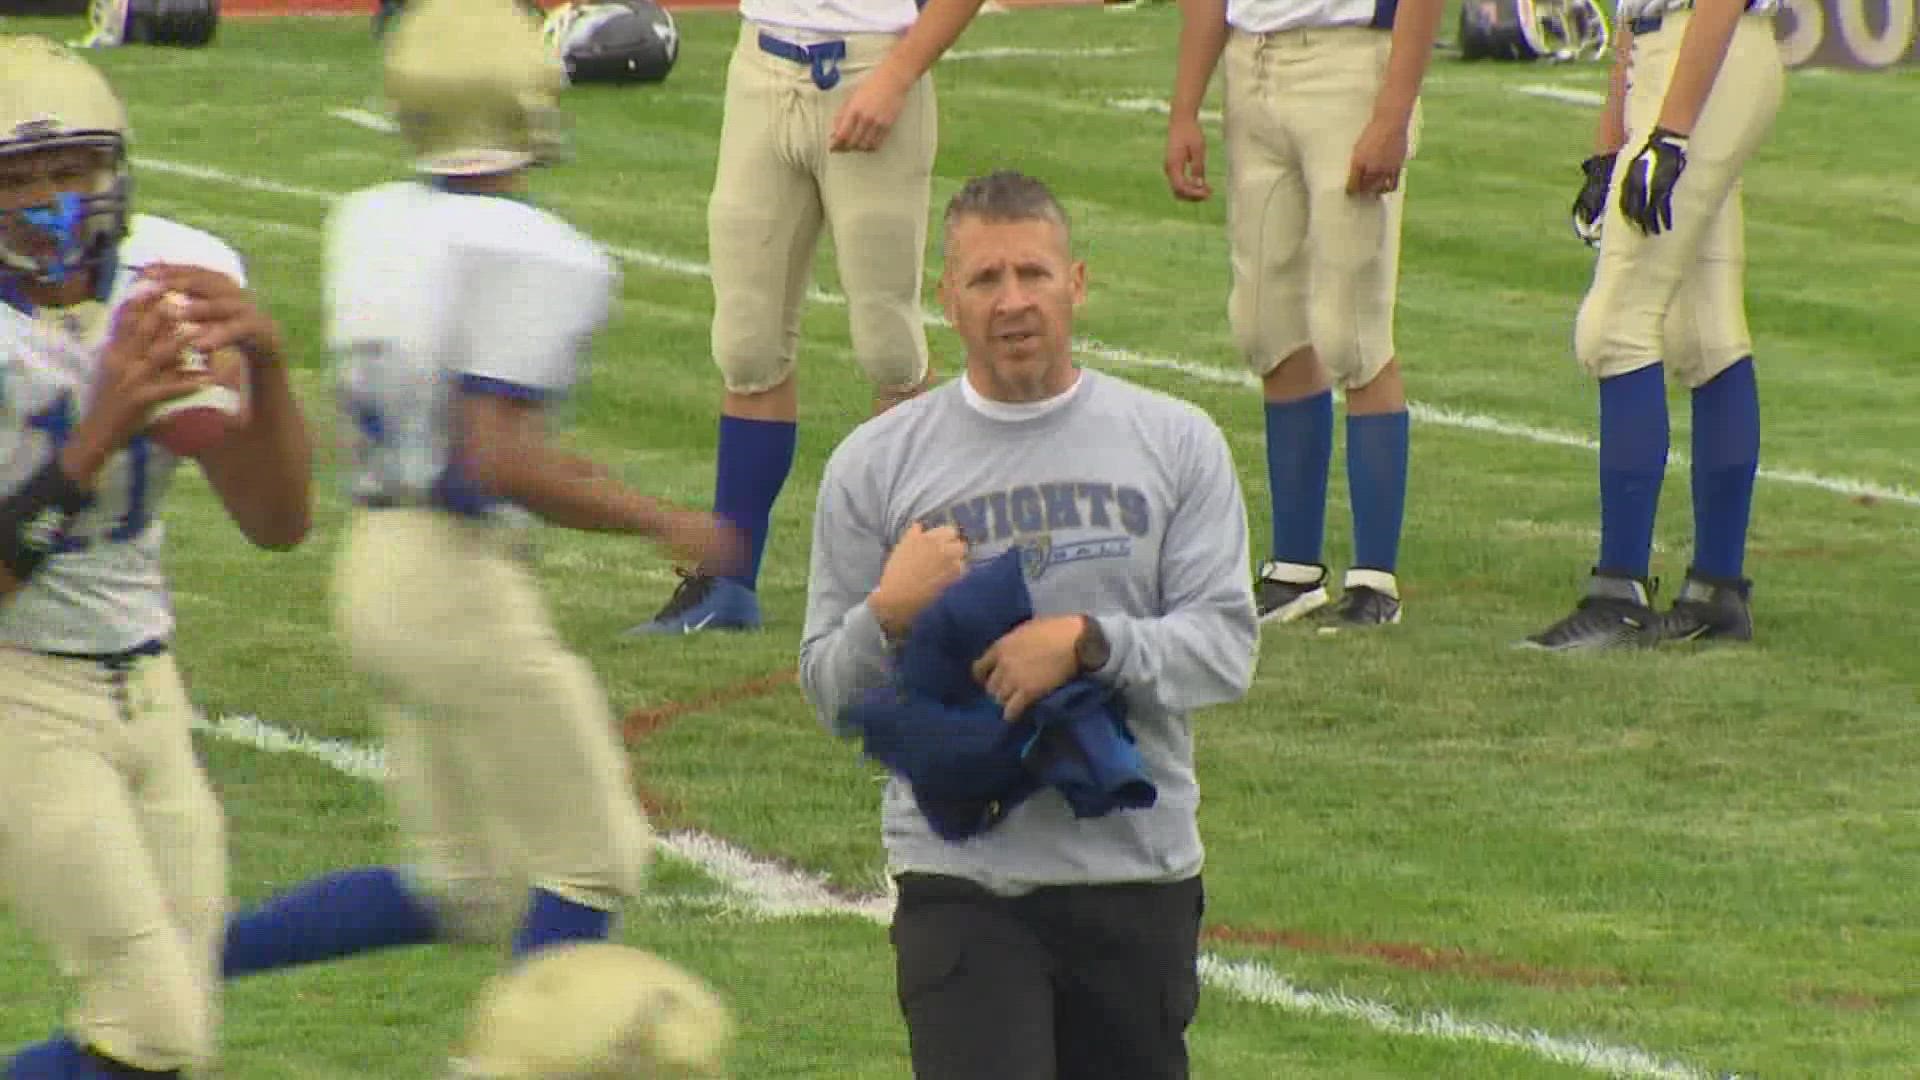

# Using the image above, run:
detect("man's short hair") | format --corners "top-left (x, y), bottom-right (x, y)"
top-left (942, 170), bottom-right (1070, 243)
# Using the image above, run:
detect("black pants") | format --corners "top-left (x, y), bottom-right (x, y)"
top-left (889, 872), bottom-right (1205, 1080)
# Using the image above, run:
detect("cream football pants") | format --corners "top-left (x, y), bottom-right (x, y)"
top-left (332, 510), bottom-right (652, 942)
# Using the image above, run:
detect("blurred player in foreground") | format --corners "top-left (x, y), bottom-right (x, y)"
top-left (208, 0), bottom-right (741, 1074)
top-left (1, 34), bottom-right (314, 1080)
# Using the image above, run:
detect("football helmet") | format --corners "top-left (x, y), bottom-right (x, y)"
top-left (541, 0), bottom-right (680, 85)
top-left (446, 943), bottom-right (734, 1079)
top-left (1457, 0), bottom-right (1610, 62)
top-left (81, 0), bottom-right (220, 49)
top-left (0, 36), bottom-right (133, 291)
top-left (383, 0), bottom-right (570, 176)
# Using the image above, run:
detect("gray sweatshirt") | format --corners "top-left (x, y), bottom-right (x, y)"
top-left (799, 369), bottom-right (1258, 895)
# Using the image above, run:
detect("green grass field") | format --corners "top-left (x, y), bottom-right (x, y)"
top-left (1, 9), bottom-right (1915, 1078)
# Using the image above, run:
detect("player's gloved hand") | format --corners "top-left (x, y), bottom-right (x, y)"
top-left (868, 521), bottom-right (969, 637)
top-left (1619, 127), bottom-right (1687, 236)
top-left (1571, 151), bottom-right (1615, 248)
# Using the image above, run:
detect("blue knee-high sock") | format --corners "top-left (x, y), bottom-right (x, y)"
top-left (1346, 411), bottom-right (1410, 573)
top-left (222, 866), bottom-right (439, 978)
top-left (6, 1036), bottom-right (83, 1079)
top-left (712, 415), bottom-right (798, 589)
top-left (1689, 357), bottom-right (1760, 580)
top-left (8, 1036), bottom-right (176, 1078)
top-left (1597, 364), bottom-right (1670, 580)
top-left (1264, 391), bottom-right (1334, 566)
top-left (511, 888), bottom-right (614, 959)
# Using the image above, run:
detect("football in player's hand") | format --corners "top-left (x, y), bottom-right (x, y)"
top-left (145, 290), bottom-right (250, 457)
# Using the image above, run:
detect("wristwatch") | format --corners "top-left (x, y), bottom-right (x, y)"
top-left (1074, 616), bottom-right (1111, 673)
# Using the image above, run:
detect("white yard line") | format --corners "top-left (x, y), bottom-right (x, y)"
top-left (195, 712), bottom-right (1731, 1080)
top-left (327, 107), bottom-right (399, 134)
top-left (135, 151), bottom-right (1920, 511)
top-left (1513, 84), bottom-right (1608, 108)
top-left (1105, 95), bottom-right (1222, 123)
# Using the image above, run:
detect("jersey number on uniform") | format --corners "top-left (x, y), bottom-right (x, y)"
top-left (27, 390), bottom-right (153, 551)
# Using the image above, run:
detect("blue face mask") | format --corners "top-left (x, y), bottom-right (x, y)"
top-left (13, 191), bottom-right (90, 285)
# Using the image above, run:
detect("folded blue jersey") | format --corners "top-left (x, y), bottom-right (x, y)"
top-left (840, 548), bottom-right (1156, 843)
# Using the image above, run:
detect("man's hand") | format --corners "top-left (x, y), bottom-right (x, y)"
top-left (1346, 113), bottom-right (1411, 196)
top-left (1571, 152), bottom-right (1616, 249)
top-left (1164, 117), bottom-right (1211, 202)
top-left (1619, 128), bottom-right (1688, 236)
top-left (66, 283), bottom-right (211, 483)
top-left (868, 521), bottom-right (969, 636)
top-left (136, 262), bottom-right (286, 367)
top-left (829, 69), bottom-right (911, 152)
top-left (971, 615), bottom-right (1086, 721)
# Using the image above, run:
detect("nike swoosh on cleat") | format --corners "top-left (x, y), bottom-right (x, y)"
top-left (682, 613), bottom-right (717, 634)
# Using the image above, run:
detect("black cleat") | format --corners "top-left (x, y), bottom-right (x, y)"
top-left (1659, 569), bottom-right (1753, 643)
top-left (1255, 561), bottom-right (1330, 623)
top-left (1314, 569), bottom-right (1402, 632)
top-left (1520, 570), bottom-right (1660, 652)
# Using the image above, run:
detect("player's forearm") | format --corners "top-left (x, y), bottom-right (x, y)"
top-left (197, 357), bottom-right (313, 550)
top-left (0, 454), bottom-right (99, 604)
top-left (871, 0), bottom-right (989, 92)
top-left (477, 448), bottom-right (678, 537)
top-left (1656, 0), bottom-right (1745, 135)
top-left (1596, 28), bottom-right (1633, 154)
top-left (1170, 0), bottom-right (1230, 120)
top-left (1372, 0), bottom-right (1445, 120)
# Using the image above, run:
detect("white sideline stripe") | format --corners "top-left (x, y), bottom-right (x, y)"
top-left (946, 46), bottom-right (1144, 60)
top-left (328, 107), bottom-right (399, 134)
top-left (1107, 96), bottom-right (1223, 123)
top-left (1514, 84), bottom-right (1608, 108)
top-left (1199, 956), bottom-right (1726, 1080)
top-left (194, 712), bottom-right (1728, 1080)
top-left (136, 152), bottom-right (1920, 511)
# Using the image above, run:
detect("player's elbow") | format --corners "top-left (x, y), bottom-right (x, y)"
top-left (455, 394), bottom-right (545, 502)
top-left (248, 515), bottom-right (310, 551)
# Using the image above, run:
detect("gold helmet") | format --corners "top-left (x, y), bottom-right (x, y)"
top-left (382, 0), bottom-right (569, 177)
top-left (446, 943), bottom-right (735, 1079)
top-left (0, 35), bottom-right (133, 288)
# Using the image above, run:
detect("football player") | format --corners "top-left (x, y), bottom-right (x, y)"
top-left (1525, 0), bottom-right (1784, 649)
top-left (211, 1), bottom-right (741, 1071)
top-left (1, 34), bottom-right (314, 1080)
top-left (622, 0), bottom-right (994, 635)
top-left (1164, 0), bottom-right (1445, 630)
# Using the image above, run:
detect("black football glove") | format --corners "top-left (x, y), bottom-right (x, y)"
top-left (1619, 127), bottom-right (1688, 236)
top-left (1571, 152), bottom-right (1615, 248)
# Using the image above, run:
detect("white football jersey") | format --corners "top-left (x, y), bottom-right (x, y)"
top-left (741, 0), bottom-right (920, 37)
top-left (325, 182), bottom-right (617, 523)
top-left (1226, 0), bottom-right (1394, 34)
top-left (0, 215), bottom-right (246, 655)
